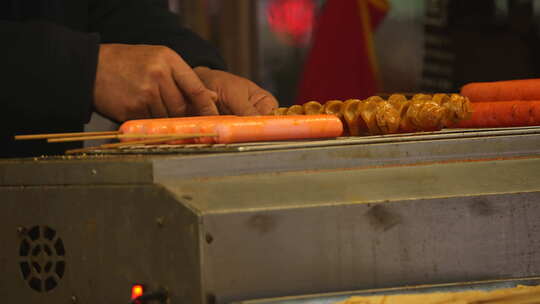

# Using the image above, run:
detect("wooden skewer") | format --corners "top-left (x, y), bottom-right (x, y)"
top-left (100, 133), bottom-right (217, 148)
top-left (47, 133), bottom-right (212, 143)
top-left (64, 133), bottom-right (218, 155)
top-left (48, 134), bottom-right (125, 143)
top-left (15, 131), bottom-right (120, 140)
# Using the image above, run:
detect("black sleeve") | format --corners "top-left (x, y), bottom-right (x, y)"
top-left (89, 0), bottom-right (226, 70)
top-left (0, 20), bottom-right (100, 157)
top-left (0, 20), bottom-right (100, 127)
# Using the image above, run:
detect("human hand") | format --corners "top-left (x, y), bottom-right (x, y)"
top-left (93, 44), bottom-right (219, 122)
top-left (193, 67), bottom-right (278, 116)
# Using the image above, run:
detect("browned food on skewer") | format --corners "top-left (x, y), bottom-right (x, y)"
top-left (358, 98), bottom-right (382, 135)
top-left (431, 93), bottom-right (449, 105)
top-left (273, 107), bottom-right (288, 115)
top-left (412, 93), bottom-right (432, 101)
top-left (417, 100), bottom-right (448, 131)
top-left (322, 100), bottom-right (347, 134)
top-left (342, 99), bottom-right (363, 136)
top-left (375, 101), bottom-right (401, 134)
top-left (323, 100), bottom-right (345, 118)
top-left (303, 101), bottom-right (324, 115)
top-left (388, 94), bottom-right (413, 132)
top-left (365, 95), bottom-right (385, 103)
top-left (275, 93), bottom-right (471, 135)
top-left (444, 94), bottom-right (473, 124)
top-left (286, 105), bottom-right (304, 115)
top-left (405, 99), bottom-right (447, 131)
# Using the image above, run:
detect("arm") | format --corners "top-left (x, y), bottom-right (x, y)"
top-left (0, 20), bottom-right (99, 127)
top-left (89, 0), bottom-right (278, 116)
top-left (89, 0), bottom-right (226, 70)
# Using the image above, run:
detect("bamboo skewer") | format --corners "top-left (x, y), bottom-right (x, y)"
top-left (100, 133), bottom-right (217, 148)
top-left (15, 131), bottom-right (120, 140)
top-left (64, 133), bottom-right (218, 155)
top-left (47, 133), bottom-right (214, 143)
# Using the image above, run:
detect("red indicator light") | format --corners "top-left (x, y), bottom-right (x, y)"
top-left (131, 284), bottom-right (144, 300)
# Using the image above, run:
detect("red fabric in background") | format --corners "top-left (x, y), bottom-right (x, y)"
top-left (295, 0), bottom-right (389, 105)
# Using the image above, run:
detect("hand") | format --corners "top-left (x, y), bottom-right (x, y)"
top-left (93, 44), bottom-right (219, 122)
top-left (194, 67), bottom-right (278, 116)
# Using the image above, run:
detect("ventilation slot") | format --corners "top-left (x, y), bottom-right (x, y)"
top-left (19, 225), bottom-right (66, 293)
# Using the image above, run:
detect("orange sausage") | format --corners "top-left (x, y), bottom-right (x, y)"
top-left (119, 116), bottom-right (235, 143)
top-left (460, 79), bottom-right (540, 102)
top-left (211, 115), bottom-right (343, 143)
top-left (119, 115), bottom-right (343, 144)
top-left (452, 100), bottom-right (540, 128)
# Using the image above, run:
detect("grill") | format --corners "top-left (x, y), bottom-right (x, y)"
top-left (73, 126), bottom-right (540, 155)
top-left (2, 126), bottom-right (540, 303)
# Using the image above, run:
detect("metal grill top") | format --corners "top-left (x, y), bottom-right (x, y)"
top-left (75, 126), bottom-right (540, 155)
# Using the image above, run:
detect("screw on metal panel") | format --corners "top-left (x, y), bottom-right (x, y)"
top-left (16, 226), bottom-right (26, 236)
top-left (91, 169), bottom-right (97, 175)
top-left (156, 217), bottom-right (165, 227)
top-left (71, 295), bottom-right (77, 303)
top-left (205, 233), bottom-right (214, 244)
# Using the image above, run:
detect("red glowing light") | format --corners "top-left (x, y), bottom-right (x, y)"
top-left (267, 0), bottom-right (316, 44)
top-left (131, 285), bottom-right (144, 300)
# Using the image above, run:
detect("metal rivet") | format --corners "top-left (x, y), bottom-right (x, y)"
top-left (91, 169), bottom-right (97, 175)
top-left (71, 295), bottom-right (77, 303)
top-left (156, 217), bottom-right (165, 227)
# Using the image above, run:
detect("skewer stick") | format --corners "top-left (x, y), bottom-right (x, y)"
top-left (47, 133), bottom-right (212, 143)
top-left (100, 133), bottom-right (217, 148)
top-left (15, 131), bottom-right (120, 140)
top-left (48, 134), bottom-right (124, 143)
top-left (64, 133), bottom-right (218, 155)
top-left (64, 146), bottom-right (107, 155)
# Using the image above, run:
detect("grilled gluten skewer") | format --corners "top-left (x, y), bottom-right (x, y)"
top-left (274, 93), bottom-right (472, 135)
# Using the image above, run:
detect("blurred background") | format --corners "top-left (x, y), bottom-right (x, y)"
top-left (170, 0), bottom-right (540, 107)
top-left (87, 0), bottom-right (540, 133)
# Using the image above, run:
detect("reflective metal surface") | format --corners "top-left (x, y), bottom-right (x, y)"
top-left (2, 130), bottom-right (540, 303)
top-left (234, 278), bottom-right (540, 304)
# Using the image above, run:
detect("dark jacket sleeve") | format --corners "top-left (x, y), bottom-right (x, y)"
top-left (0, 20), bottom-right (100, 157)
top-left (0, 20), bottom-right (99, 126)
top-left (89, 0), bottom-right (226, 70)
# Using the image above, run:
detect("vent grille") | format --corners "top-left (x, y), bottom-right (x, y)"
top-left (19, 226), bottom-right (65, 292)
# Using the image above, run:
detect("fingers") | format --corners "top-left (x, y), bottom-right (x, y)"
top-left (250, 92), bottom-right (279, 116)
top-left (147, 98), bottom-right (168, 118)
top-left (248, 82), bottom-right (279, 115)
top-left (170, 55), bottom-right (219, 116)
top-left (159, 75), bottom-right (188, 117)
top-left (222, 87), bottom-right (259, 116)
top-left (140, 86), bottom-right (167, 118)
top-left (216, 100), bottom-right (233, 115)
top-left (253, 95), bottom-right (278, 115)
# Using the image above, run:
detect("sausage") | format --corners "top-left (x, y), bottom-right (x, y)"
top-left (212, 115), bottom-right (343, 143)
top-left (119, 115), bottom-right (343, 144)
top-left (119, 116), bottom-right (235, 143)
